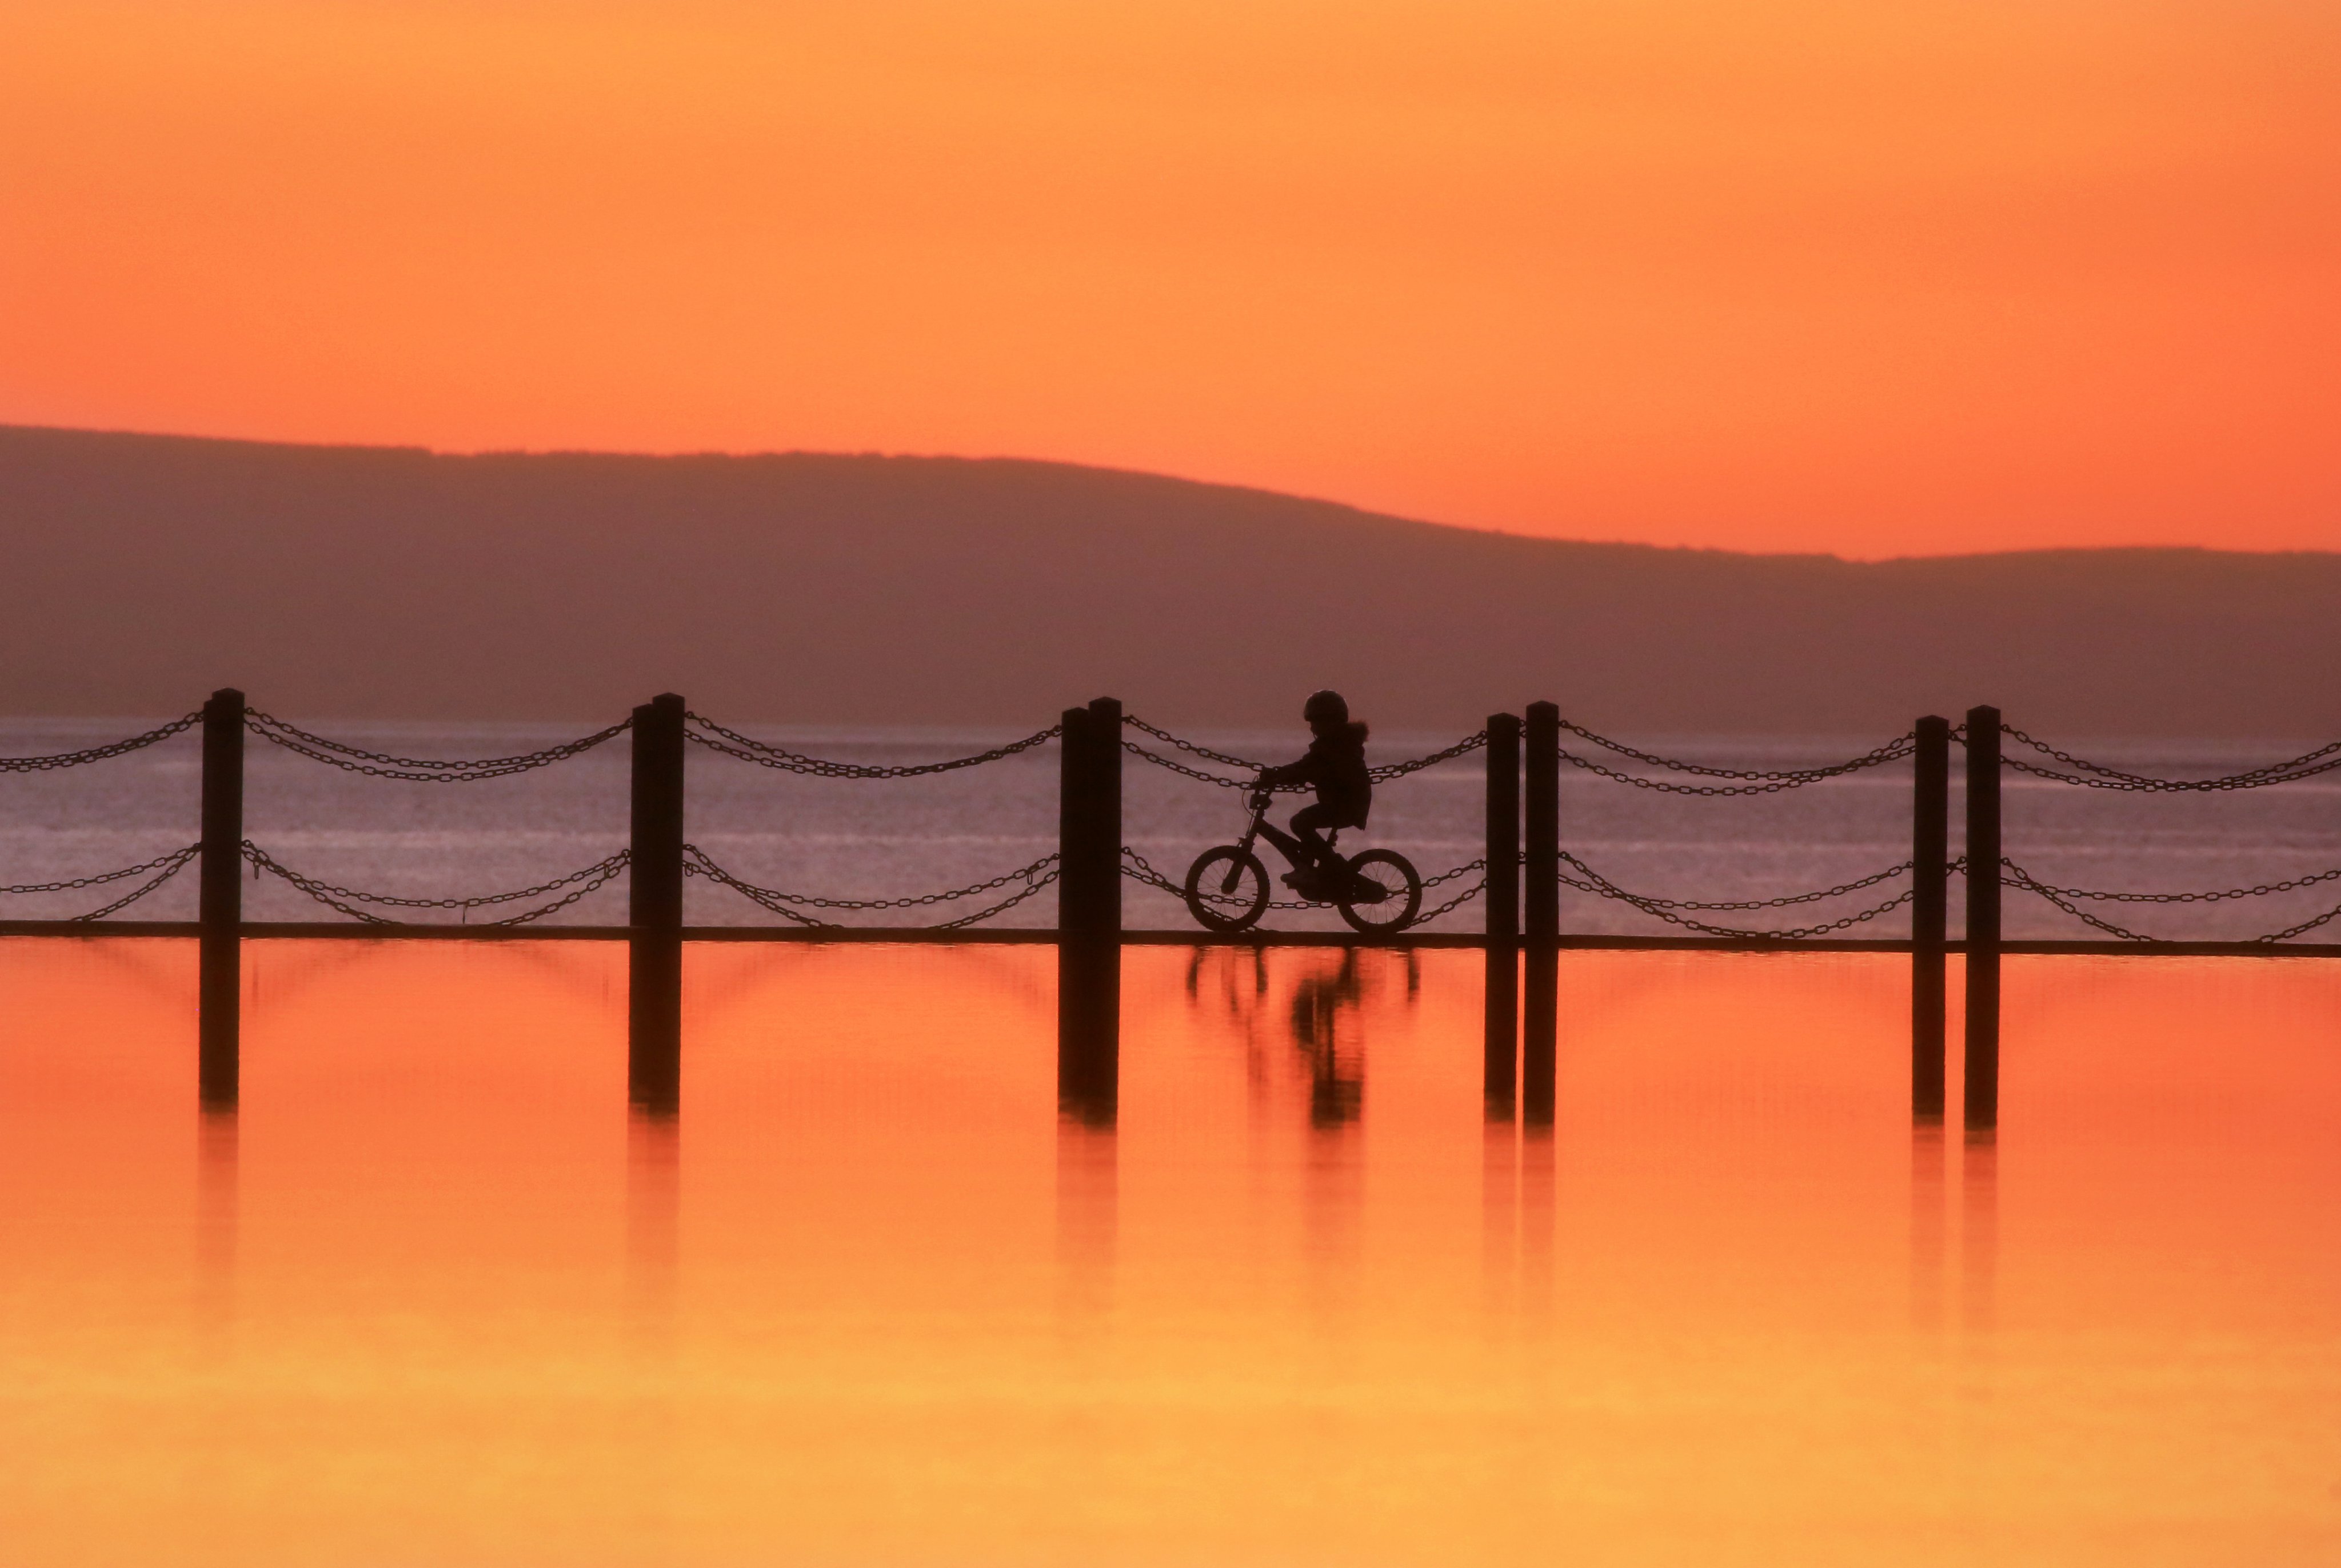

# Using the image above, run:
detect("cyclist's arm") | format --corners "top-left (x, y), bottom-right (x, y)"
top-left (1259, 753), bottom-right (1320, 789)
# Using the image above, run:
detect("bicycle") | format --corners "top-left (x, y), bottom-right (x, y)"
top-left (1181, 785), bottom-right (1422, 935)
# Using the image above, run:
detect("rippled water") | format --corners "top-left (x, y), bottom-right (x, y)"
top-left (2, 940), bottom-right (2336, 1564)
top-left (6, 717), bottom-right (2341, 938)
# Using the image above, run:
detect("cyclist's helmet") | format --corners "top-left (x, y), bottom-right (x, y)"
top-left (1303, 689), bottom-right (1349, 726)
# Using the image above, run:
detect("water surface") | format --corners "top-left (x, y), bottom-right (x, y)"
top-left (2, 939), bottom-right (2336, 1563)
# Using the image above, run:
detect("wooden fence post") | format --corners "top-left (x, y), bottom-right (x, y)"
top-left (1057, 705), bottom-right (1092, 933)
top-left (1911, 715), bottom-right (1951, 1120)
top-left (1963, 705), bottom-right (2002, 1130)
top-left (198, 688), bottom-right (245, 1110)
top-left (1521, 701), bottom-right (1561, 1123)
top-left (1483, 713), bottom-right (1521, 1114)
top-left (1057, 698), bottom-right (1121, 1122)
top-left (1088, 695), bottom-right (1123, 949)
top-left (629, 693), bottom-right (686, 1115)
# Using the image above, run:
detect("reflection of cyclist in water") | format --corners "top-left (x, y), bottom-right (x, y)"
top-left (1256, 689), bottom-right (1372, 899)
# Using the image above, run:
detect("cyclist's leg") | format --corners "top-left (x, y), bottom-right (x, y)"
top-left (1289, 804), bottom-right (1342, 872)
top-left (1254, 818), bottom-right (1309, 870)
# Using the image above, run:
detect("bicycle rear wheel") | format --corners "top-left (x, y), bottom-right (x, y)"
top-left (1337, 849), bottom-right (1422, 934)
top-left (1184, 846), bottom-right (1269, 933)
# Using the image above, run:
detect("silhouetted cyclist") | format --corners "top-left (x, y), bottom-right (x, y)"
top-left (1256, 689), bottom-right (1372, 898)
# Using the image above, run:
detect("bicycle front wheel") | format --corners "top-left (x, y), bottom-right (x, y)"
top-left (1184, 846), bottom-right (1269, 933)
top-left (1337, 849), bottom-right (1422, 934)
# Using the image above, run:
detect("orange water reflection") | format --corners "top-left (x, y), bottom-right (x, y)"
top-left (1, 940), bottom-right (2338, 1564)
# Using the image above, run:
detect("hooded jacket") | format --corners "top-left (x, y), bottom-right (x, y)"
top-left (1263, 721), bottom-right (1372, 827)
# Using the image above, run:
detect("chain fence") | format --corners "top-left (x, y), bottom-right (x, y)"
top-left (684, 844), bottom-right (1061, 930)
top-left (1, 713), bottom-right (201, 774)
top-left (1998, 726), bottom-right (2341, 793)
top-left (685, 713), bottom-right (1061, 778)
top-left (0, 844), bottom-right (202, 921)
top-left (1375, 732), bottom-right (1491, 781)
top-left (245, 710), bottom-right (633, 783)
top-left (1119, 715), bottom-right (1488, 791)
top-left (1406, 863), bottom-right (1490, 926)
top-left (2000, 856), bottom-right (2341, 945)
top-left (34, 700), bottom-right (2341, 948)
top-left (1556, 729), bottom-right (1917, 797)
top-left (241, 843), bottom-right (631, 926)
top-left (1555, 850), bottom-right (1926, 940)
top-left (1558, 719), bottom-right (1917, 785)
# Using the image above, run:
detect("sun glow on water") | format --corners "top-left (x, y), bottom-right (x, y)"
top-left (1, 940), bottom-right (2337, 1563)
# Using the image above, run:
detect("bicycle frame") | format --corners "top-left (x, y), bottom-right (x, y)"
top-left (1236, 788), bottom-right (1336, 875)
top-left (1186, 788), bottom-right (1416, 931)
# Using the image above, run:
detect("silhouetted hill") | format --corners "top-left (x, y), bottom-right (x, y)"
top-left (4, 423), bottom-right (2334, 737)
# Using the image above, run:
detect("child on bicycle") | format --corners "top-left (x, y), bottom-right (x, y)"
top-left (1257, 690), bottom-right (1371, 898)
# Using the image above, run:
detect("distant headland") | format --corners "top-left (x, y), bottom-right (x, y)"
top-left (3, 423), bottom-right (2333, 737)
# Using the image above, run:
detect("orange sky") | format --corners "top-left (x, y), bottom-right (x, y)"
top-left (3, 1), bottom-right (2336, 558)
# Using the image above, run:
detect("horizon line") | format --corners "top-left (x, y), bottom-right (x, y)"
top-left (5, 417), bottom-right (2320, 568)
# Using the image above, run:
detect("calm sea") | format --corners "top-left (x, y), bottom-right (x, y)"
top-left (6, 716), bottom-right (2341, 1559)
top-left (2, 941), bottom-right (2336, 1563)
top-left (5, 717), bottom-right (2340, 939)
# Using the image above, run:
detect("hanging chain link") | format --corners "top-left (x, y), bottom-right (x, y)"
top-left (1556, 731), bottom-right (1917, 797)
top-left (684, 843), bottom-right (1061, 930)
top-left (684, 714), bottom-right (1062, 778)
top-left (684, 843), bottom-right (1058, 911)
top-left (1556, 749), bottom-right (1880, 797)
top-left (1, 712), bottom-right (201, 773)
top-left (1555, 850), bottom-right (1921, 939)
top-left (0, 844), bottom-right (203, 921)
top-left (1996, 862), bottom-right (2341, 907)
top-left (1556, 852), bottom-right (1915, 911)
top-left (1, 845), bottom-right (199, 897)
top-left (1998, 725), bottom-right (2341, 792)
top-left (1121, 740), bottom-right (1271, 790)
top-left (1120, 716), bottom-right (1488, 790)
top-left (242, 842), bottom-right (630, 925)
top-left (245, 711), bottom-right (633, 783)
top-left (2000, 856), bottom-right (2341, 944)
top-left (74, 847), bottom-right (202, 921)
top-left (1557, 719), bottom-right (1917, 785)
top-left (1411, 876), bottom-right (1489, 925)
top-left (2250, 901), bottom-right (2341, 944)
top-left (1118, 718), bottom-right (1264, 773)
top-left (921, 871), bottom-right (1062, 930)
top-left (1373, 730), bottom-right (1490, 780)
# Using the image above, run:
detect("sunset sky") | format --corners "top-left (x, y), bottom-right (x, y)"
top-left (4, 1), bottom-right (2336, 558)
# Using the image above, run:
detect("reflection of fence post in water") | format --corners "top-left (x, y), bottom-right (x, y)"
top-left (626, 1109), bottom-right (681, 1347)
top-left (1055, 1115), bottom-right (1117, 1330)
top-left (1521, 702), bottom-right (1560, 1123)
top-left (1908, 1119), bottom-right (1947, 1334)
top-left (1057, 698), bottom-right (1121, 1123)
top-left (1483, 713), bottom-right (1521, 1114)
top-left (1911, 715), bottom-right (1951, 1121)
top-left (196, 1106), bottom-right (239, 1342)
top-left (1480, 1115), bottom-right (1517, 1321)
top-left (1961, 1129), bottom-right (1998, 1334)
top-left (198, 687), bottom-right (244, 1110)
top-left (1963, 706), bottom-right (2002, 1131)
top-left (629, 694), bottom-right (686, 1116)
top-left (1519, 1125), bottom-right (1556, 1322)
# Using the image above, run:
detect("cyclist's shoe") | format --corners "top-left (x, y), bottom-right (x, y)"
top-left (1281, 868), bottom-right (1335, 902)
